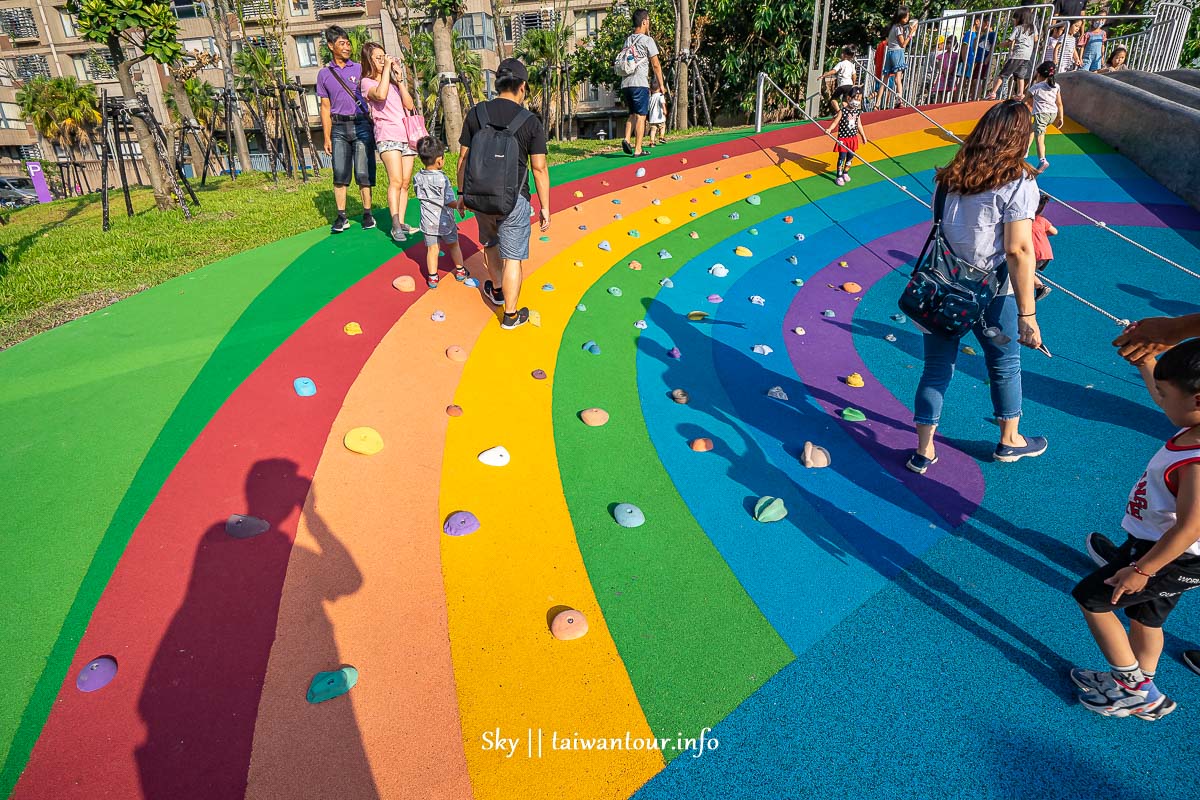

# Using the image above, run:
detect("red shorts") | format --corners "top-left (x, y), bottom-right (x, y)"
top-left (835, 136), bottom-right (860, 154)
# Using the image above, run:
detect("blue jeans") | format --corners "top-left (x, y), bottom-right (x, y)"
top-left (1082, 43), bottom-right (1105, 72)
top-left (914, 294), bottom-right (1023, 426)
top-left (330, 117), bottom-right (376, 187)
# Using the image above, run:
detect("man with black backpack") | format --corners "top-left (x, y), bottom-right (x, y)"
top-left (458, 58), bottom-right (550, 330)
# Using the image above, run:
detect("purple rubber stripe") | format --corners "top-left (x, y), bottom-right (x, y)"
top-left (784, 203), bottom-right (1197, 529)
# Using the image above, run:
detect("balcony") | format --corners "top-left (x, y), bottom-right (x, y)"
top-left (241, 0), bottom-right (277, 21)
top-left (315, 0), bottom-right (365, 18)
top-left (0, 8), bottom-right (39, 43)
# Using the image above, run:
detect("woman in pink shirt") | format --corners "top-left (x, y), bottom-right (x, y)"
top-left (361, 42), bottom-right (419, 243)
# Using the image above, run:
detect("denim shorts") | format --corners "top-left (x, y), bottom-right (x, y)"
top-left (331, 117), bottom-right (376, 187)
top-left (378, 139), bottom-right (416, 156)
top-left (883, 47), bottom-right (907, 76)
top-left (476, 194), bottom-right (532, 261)
top-left (423, 229), bottom-right (459, 247)
top-left (622, 86), bottom-right (650, 117)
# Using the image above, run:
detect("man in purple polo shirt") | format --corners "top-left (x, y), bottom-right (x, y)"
top-left (317, 25), bottom-right (376, 233)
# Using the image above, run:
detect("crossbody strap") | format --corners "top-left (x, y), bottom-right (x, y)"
top-left (329, 66), bottom-right (370, 116)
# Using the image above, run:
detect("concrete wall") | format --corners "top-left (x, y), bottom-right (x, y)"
top-left (1058, 70), bottom-right (1200, 210)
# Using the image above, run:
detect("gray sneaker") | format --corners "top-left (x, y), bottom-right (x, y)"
top-left (1069, 667), bottom-right (1110, 693)
top-left (1085, 532), bottom-right (1121, 567)
top-left (1075, 669), bottom-right (1165, 717)
top-left (390, 227), bottom-right (407, 243)
top-left (1134, 696), bottom-right (1177, 721)
top-left (499, 307), bottom-right (530, 330)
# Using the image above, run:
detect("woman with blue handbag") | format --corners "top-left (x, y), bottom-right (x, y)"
top-left (904, 100), bottom-right (1047, 475)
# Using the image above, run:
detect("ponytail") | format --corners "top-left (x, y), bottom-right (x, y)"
top-left (1035, 60), bottom-right (1057, 88)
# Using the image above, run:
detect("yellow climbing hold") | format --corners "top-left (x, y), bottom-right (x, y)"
top-left (343, 426), bottom-right (384, 455)
top-left (846, 372), bottom-right (865, 388)
top-left (574, 190), bottom-right (584, 198)
top-left (687, 311), bottom-right (709, 321)
top-left (529, 310), bottom-right (542, 327)
top-left (574, 260), bottom-right (584, 267)
top-left (962, 346), bottom-right (978, 356)
top-left (343, 322), bottom-right (363, 336)
top-left (655, 215), bottom-right (672, 225)
top-left (734, 246), bottom-right (753, 257)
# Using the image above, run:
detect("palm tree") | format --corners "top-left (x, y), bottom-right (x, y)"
top-left (318, 24), bottom-right (373, 65)
top-left (167, 77), bottom-right (216, 129)
top-left (16, 76), bottom-right (101, 162)
top-left (411, 31), bottom-right (483, 125)
top-left (514, 26), bottom-right (569, 137)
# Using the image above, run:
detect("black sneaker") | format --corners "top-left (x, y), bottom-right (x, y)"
top-left (483, 280), bottom-right (504, 307)
top-left (622, 139), bottom-right (633, 155)
top-left (331, 214), bottom-right (350, 234)
top-left (1085, 532), bottom-right (1120, 567)
top-left (905, 452), bottom-right (939, 475)
top-left (499, 307), bottom-right (529, 330)
top-left (1182, 650), bottom-right (1200, 677)
top-left (1035, 284), bottom-right (1052, 302)
top-left (362, 212), bottom-right (377, 230)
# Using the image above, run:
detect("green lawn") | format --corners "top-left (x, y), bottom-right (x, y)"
top-left (0, 129), bottom-right (727, 349)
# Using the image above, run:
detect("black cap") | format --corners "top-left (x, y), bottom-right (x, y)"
top-left (497, 58), bottom-right (529, 83)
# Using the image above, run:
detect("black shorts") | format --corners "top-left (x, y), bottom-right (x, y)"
top-left (1072, 535), bottom-right (1200, 628)
top-left (998, 58), bottom-right (1031, 80)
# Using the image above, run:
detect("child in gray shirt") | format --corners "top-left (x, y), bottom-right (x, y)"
top-left (413, 136), bottom-right (469, 288)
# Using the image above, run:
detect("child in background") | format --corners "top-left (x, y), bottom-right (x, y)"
top-left (827, 86), bottom-right (868, 186)
top-left (1031, 192), bottom-right (1056, 301)
top-left (413, 136), bottom-right (468, 288)
top-left (1043, 22), bottom-right (1065, 65)
top-left (1057, 19), bottom-right (1084, 73)
top-left (821, 46), bottom-right (858, 111)
top-left (1068, 338), bottom-right (1200, 720)
top-left (933, 34), bottom-right (959, 101)
top-left (1099, 45), bottom-right (1128, 73)
top-left (1079, 14), bottom-right (1109, 72)
top-left (1025, 60), bottom-right (1063, 173)
top-left (986, 8), bottom-right (1038, 100)
top-left (647, 74), bottom-right (668, 146)
top-left (876, 7), bottom-right (919, 109)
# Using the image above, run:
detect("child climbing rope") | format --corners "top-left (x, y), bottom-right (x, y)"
top-left (826, 86), bottom-right (868, 186)
top-left (1024, 61), bottom-right (1063, 173)
top-left (1068, 338), bottom-right (1200, 720)
top-left (1032, 192), bottom-right (1056, 300)
top-left (413, 136), bottom-right (469, 288)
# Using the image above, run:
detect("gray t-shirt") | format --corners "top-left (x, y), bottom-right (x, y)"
top-left (887, 24), bottom-right (908, 50)
top-left (941, 174), bottom-right (1039, 296)
top-left (1011, 26), bottom-right (1036, 60)
top-left (413, 168), bottom-right (456, 236)
top-left (620, 33), bottom-right (660, 89)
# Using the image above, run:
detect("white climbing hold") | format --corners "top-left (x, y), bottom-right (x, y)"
top-left (793, 326), bottom-right (806, 336)
top-left (751, 344), bottom-right (774, 355)
top-left (660, 278), bottom-right (674, 288)
top-left (710, 264), bottom-right (729, 277)
top-left (749, 295), bottom-right (766, 306)
top-left (767, 386), bottom-right (789, 400)
top-left (478, 446), bottom-right (510, 466)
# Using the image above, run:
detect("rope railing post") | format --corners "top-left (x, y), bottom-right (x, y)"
top-left (755, 72), bottom-right (766, 133)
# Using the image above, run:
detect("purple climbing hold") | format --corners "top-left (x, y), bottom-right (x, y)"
top-left (443, 511), bottom-right (481, 536)
top-left (226, 514), bottom-right (269, 539)
top-left (76, 655), bottom-right (118, 693)
top-left (668, 346), bottom-right (682, 359)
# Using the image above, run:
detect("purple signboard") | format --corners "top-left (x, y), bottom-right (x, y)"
top-left (26, 161), bottom-right (52, 203)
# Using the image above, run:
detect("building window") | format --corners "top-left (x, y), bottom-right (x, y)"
top-left (586, 82), bottom-right (600, 102)
top-left (71, 50), bottom-right (115, 81)
top-left (512, 10), bottom-right (555, 43)
top-left (170, 0), bottom-right (207, 19)
top-left (454, 13), bottom-right (495, 52)
top-left (181, 37), bottom-right (218, 57)
top-left (0, 8), bottom-right (39, 40)
top-left (20, 143), bottom-right (42, 160)
top-left (14, 54), bottom-right (51, 80)
top-left (59, 8), bottom-right (77, 38)
top-left (501, 16), bottom-right (513, 41)
top-left (303, 90), bottom-right (319, 116)
top-left (245, 35), bottom-right (283, 58)
top-left (0, 101), bottom-right (25, 130)
top-left (582, 10), bottom-right (601, 38)
top-left (296, 34), bottom-right (319, 67)
top-left (290, 0), bottom-right (310, 15)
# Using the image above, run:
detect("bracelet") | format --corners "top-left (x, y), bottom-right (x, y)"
top-left (1130, 562), bottom-right (1156, 578)
top-left (1018, 312), bottom-right (1036, 317)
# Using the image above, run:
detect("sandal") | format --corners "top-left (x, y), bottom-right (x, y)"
top-left (453, 265), bottom-right (470, 282)
top-left (426, 273), bottom-right (440, 289)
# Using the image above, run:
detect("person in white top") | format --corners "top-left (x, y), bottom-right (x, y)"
top-left (1023, 61), bottom-right (1063, 173)
top-left (821, 46), bottom-right (857, 110)
top-left (1069, 338), bottom-right (1200, 720)
top-left (646, 73), bottom-right (668, 145)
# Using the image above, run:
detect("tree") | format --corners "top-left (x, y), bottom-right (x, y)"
top-left (411, 31), bottom-right (482, 116)
top-left (424, 0), bottom-right (466, 148)
top-left (16, 76), bottom-right (101, 161)
top-left (206, 0), bottom-right (254, 172)
top-left (514, 26), bottom-right (570, 136)
top-left (166, 76), bottom-right (216, 129)
top-left (318, 23), bottom-right (373, 65)
top-left (574, 1), bottom-right (675, 95)
top-left (675, 0), bottom-right (691, 129)
top-left (70, 0), bottom-right (183, 210)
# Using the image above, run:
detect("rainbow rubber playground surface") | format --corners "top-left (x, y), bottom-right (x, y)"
top-left (3, 102), bottom-right (1200, 799)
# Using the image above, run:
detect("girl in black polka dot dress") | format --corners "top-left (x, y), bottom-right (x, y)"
top-left (826, 86), bottom-right (869, 186)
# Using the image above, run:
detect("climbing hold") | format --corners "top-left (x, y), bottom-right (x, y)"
top-left (667, 346), bottom-right (682, 359)
top-left (690, 198), bottom-right (698, 203)
top-left (689, 211), bottom-right (698, 218)
top-left (431, 310), bottom-right (446, 322)
top-left (580, 408), bottom-right (610, 427)
top-left (793, 327), bottom-right (806, 336)
top-left (962, 345), bottom-right (978, 356)
top-left (551, 609), bottom-right (589, 640)
top-left (753, 496), bottom-right (788, 523)
top-left (576, 304), bottom-right (587, 311)
top-left (660, 278), bottom-right (674, 288)
top-left (601, 180), bottom-right (610, 186)
top-left (582, 340), bottom-right (602, 355)
top-left (628, 229), bottom-right (641, 238)
top-left (293, 377), bottom-right (317, 397)
top-left (574, 260), bottom-right (584, 267)
top-left (707, 293), bottom-right (724, 303)
top-left (446, 345), bottom-right (468, 362)
top-left (749, 295), bottom-right (766, 306)
top-left (598, 240), bottom-right (612, 251)
top-left (751, 344), bottom-right (774, 355)
top-left (749, 228), bottom-right (759, 236)
top-left (531, 369), bottom-right (548, 380)
top-left (747, 194), bottom-right (762, 205)
top-left (689, 231), bottom-right (699, 239)
top-left (634, 319), bottom-right (648, 329)
top-left (343, 322), bottom-right (362, 336)
top-left (841, 408), bottom-right (867, 422)
top-left (529, 310), bottom-right (542, 327)
top-left (766, 386), bottom-right (789, 401)
top-left (744, 173), bottom-right (753, 179)
top-left (793, 278), bottom-right (805, 287)
top-left (540, 284), bottom-right (554, 292)
top-left (681, 157), bottom-right (689, 164)
top-left (687, 311), bottom-right (709, 321)
top-left (891, 313), bottom-right (907, 323)
top-left (392, 275), bottom-right (416, 292)
top-left (802, 441), bottom-right (831, 468)
top-left (628, 260), bottom-right (642, 271)
top-left (612, 198), bottom-right (622, 204)
top-left (579, 225), bottom-right (588, 231)
top-left (729, 211), bottom-right (740, 221)
top-left (689, 438), bottom-right (714, 452)
top-left (713, 189), bottom-right (722, 196)
top-left (842, 281), bottom-right (863, 294)
top-left (658, 249), bottom-right (672, 259)
top-left (573, 190), bottom-right (584, 198)
top-left (307, 666), bottom-right (358, 704)
top-left (783, 215), bottom-right (794, 223)
top-left (670, 388), bottom-right (690, 404)
top-left (734, 246), bottom-right (753, 257)
top-left (635, 166), bottom-right (646, 177)
top-left (885, 333), bottom-right (897, 342)
top-left (709, 264), bottom-right (729, 277)
top-left (704, 177), bottom-right (714, 184)
top-left (671, 173), bottom-right (683, 180)
top-left (463, 277), bottom-right (480, 288)
top-left (795, 233), bottom-right (806, 241)
top-left (655, 215), bottom-right (671, 225)
top-left (76, 656), bottom-right (118, 693)
top-left (446, 404), bottom-right (463, 417)
top-left (478, 446), bottom-right (511, 467)
top-left (608, 286), bottom-right (623, 297)
top-left (787, 255), bottom-right (798, 265)
top-left (344, 427), bottom-right (384, 455)
top-left (443, 510), bottom-right (480, 536)
top-left (614, 213), bottom-right (623, 220)
top-left (226, 514), bottom-right (270, 539)
top-left (612, 503), bottom-right (646, 528)
top-left (539, 235), bottom-right (550, 242)
top-left (846, 372), bottom-right (865, 388)
top-left (822, 309), bottom-right (836, 318)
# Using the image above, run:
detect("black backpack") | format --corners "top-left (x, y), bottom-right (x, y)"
top-left (897, 184), bottom-right (1003, 339)
top-left (462, 102), bottom-right (534, 217)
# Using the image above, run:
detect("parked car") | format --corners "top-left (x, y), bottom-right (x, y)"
top-left (0, 177), bottom-right (39, 207)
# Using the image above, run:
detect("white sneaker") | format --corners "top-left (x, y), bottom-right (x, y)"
top-left (835, 175), bottom-right (846, 186)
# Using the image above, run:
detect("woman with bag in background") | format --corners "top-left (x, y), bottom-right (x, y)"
top-left (361, 42), bottom-right (427, 243)
top-left (905, 100), bottom-right (1047, 475)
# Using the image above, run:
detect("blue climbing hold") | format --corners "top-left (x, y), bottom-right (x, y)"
top-left (659, 249), bottom-right (672, 259)
top-left (542, 283), bottom-right (554, 291)
top-left (713, 189), bottom-right (722, 196)
top-left (612, 198), bottom-right (622, 204)
top-left (787, 255), bottom-right (798, 265)
top-left (635, 167), bottom-right (646, 178)
top-left (628, 230), bottom-right (640, 238)
top-left (747, 194), bottom-right (762, 205)
top-left (822, 309), bottom-right (836, 318)
top-left (749, 228), bottom-right (759, 236)
top-left (704, 178), bottom-right (715, 184)
top-left (293, 377), bottom-right (316, 397)
top-left (613, 503), bottom-right (646, 528)
top-left (891, 313), bottom-right (908, 323)
top-left (608, 286), bottom-right (623, 297)
top-left (598, 240), bottom-right (612, 251)
top-left (307, 666), bottom-right (358, 704)
top-left (729, 211), bottom-right (740, 220)
top-left (583, 340), bottom-right (602, 355)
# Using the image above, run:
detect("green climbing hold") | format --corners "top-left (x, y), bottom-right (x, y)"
top-left (753, 496), bottom-right (788, 522)
top-left (539, 235), bottom-right (550, 242)
top-left (306, 666), bottom-right (359, 704)
top-left (841, 408), bottom-right (867, 422)
top-left (747, 194), bottom-right (762, 206)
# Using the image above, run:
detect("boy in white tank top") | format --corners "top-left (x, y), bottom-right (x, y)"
top-left (1069, 338), bottom-right (1200, 720)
